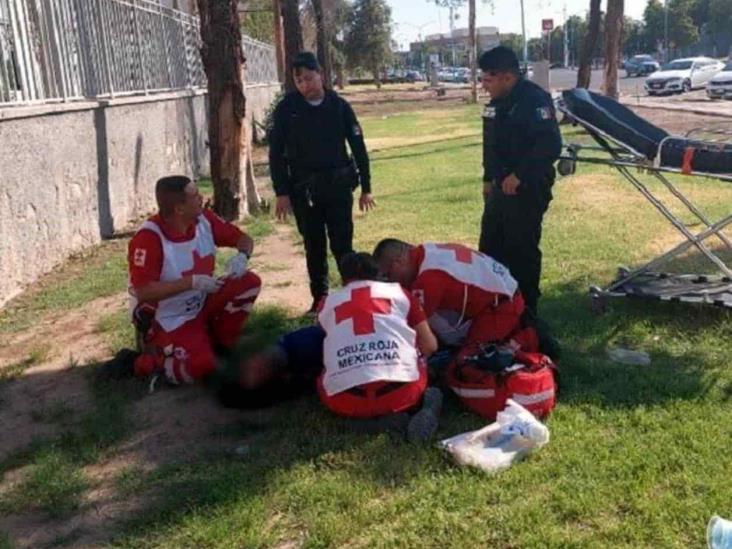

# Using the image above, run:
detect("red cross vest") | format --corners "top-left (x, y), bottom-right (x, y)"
top-left (129, 215), bottom-right (216, 332)
top-left (418, 243), bottom-right (519, 345)
top-left (318, 280), bottom-right (420, 397)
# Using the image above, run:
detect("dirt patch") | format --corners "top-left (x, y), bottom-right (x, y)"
top-left (251, 223), bottom-right (311, 313)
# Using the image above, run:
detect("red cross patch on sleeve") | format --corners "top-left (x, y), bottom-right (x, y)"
top-left (536, 107), bottom-right (554, 121)
top-left (133, 248), bottom-right (147, 267)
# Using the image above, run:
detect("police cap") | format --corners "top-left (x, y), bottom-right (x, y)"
top-left (292, 51), bottom-right (320, 72)
top-left (478, 46), bottom-right (520, 74)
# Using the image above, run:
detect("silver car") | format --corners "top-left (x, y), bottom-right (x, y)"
top-left (707, 62), bottom-right (732, 100)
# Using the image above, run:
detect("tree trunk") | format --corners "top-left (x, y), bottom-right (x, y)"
top-left (311, 0), bottom-right (332, 87)
top-left (468, 0), bottom-right (477, 104)
top-left (197, 0), bottom-right (245, 220)
top-left (281, 0), bottom-right (303, 92)
top-left (272, 0), bottom-right (286, 82)
top-left (603, 0), bottom-right (624, 99)
top-left (576, 0), bottom-right (601, 89)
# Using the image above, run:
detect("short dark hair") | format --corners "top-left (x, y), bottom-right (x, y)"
top-left (339, 252), bottom-right (379, 282)
top-left (292, 51), bottom-right (320, 73)
top-left (155, 175), bottom-right (191, 217)
top-left (372, 238), bottom-right (410, 265)
top-left (479, 46), bottom-right (520, 76)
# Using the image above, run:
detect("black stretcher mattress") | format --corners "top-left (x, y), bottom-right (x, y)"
top-left (561, 88), bottom-right (732, 176)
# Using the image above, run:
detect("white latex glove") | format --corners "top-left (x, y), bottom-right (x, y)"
top-left (191, 274), bottom-right (224, 294)
top-left (225, 252), bottom-right (249, 279)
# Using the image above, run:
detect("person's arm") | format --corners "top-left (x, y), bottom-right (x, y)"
top-left (342, 100), bottom-right (375, 211)
top-left (414, 320), bottom-right (438, 358)
top-left (268, 98), bottom-right (294, 220)
top-left (482, 105), bottom-right (501, 196)
top-left (133, 277), bottom-right (195, 304)
top-left (510, 98), bottom-right (562, 188)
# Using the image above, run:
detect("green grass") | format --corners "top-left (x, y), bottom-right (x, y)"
top-left (4, 105), bottom-right (732, 547)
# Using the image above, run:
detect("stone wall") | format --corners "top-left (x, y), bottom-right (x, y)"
top-left (0, 82), bottom-right (281, 307)
top-left (0, 91), bottom-right (208, 307)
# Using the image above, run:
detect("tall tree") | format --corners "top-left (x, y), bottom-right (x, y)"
top-left (603, 0), bottom-right (624, 99)
top-left (272, 0), bottom-right (286, 82)
top-left (344, 0), bottom-right (392, 88)
top-left (282, 0), bottom-right (304, 92)
top-left (577, 0), bottom-right (601, 88)
top-left (197, 0), bottom-right (246, 220)
top-left (468, 0), bottom-right (477, 103)
top-left (311, 0), bottom-right (332, 86)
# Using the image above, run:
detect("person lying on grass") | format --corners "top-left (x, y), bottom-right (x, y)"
top-left (218, 252), bottom-right (444, 442)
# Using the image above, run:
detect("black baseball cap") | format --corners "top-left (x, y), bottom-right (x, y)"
top-left (479, 46), bottom-right (520, 74)
top-left (292, 51), bottom-right (320, 71)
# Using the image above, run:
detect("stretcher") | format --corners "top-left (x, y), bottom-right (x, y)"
top-left (556, 88), bottom-right (732, 312)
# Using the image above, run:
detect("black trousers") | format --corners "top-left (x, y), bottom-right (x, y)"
top-left (291, 176), bottom-right (354, 300)
top-left (479, 182), bottom-right (552, 316)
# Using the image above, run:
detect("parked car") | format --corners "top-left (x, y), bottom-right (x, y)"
top-left (644, 57), bottom-right (724, 95)
top-left (404, 70), bottom-right (424, 82)
top-left (624, 54), bottom-right (660, 77)
top-left (706, 61), bottom-right (732, 100)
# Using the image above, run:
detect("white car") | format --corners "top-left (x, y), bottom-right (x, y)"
top-left (645, 57), bottom-right (724, 95)
top-left (707, 61), bottom-right (732, 100)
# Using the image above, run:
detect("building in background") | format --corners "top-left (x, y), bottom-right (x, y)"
top-left (409, 26), bottom-right (500, 67)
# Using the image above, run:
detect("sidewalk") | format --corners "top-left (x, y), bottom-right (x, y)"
top-left (620, 89), bottom-right (732, 119)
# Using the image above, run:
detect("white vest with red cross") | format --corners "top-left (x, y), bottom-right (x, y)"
top-left (129, 215), bottom-right (216, 332)
top-left (418, 243), bottom-right (518, 345)
top-left (319, 280), bottom-right (420, 397)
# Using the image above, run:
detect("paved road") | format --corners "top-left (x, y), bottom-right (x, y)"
top-left (547, 68), bottom-right (647, 94)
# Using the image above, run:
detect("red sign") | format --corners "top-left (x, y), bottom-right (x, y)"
top-left (542, 19), bottom-right (554, 32)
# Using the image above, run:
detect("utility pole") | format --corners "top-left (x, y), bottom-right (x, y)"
top-left (664, 0), bottom-right (669, 62)
top-left (448, 4), bottom-right (456, 66)
top-left (520, 0), bottom-right (528, 69)
top-left (563, 3), bottom-right (569, 68)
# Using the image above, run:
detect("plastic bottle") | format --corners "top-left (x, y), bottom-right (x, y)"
top-left (708, 516), bottom-right (732, 549)
top-left (606, 346), bottom-right (651, 366)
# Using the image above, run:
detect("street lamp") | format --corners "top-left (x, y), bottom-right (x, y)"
top-left (664, 0), bottom-right (669, 63)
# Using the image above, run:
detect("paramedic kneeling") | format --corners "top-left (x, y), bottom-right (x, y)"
top-left (127, 175), bottom-right (262, 385)
top-left (317, 252), bottom-right (442, 442)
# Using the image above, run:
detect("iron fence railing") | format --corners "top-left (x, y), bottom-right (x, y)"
top-left (242, 35), bottom-right (277, 84)
top-left (0, 0), bottom-right (206, 106)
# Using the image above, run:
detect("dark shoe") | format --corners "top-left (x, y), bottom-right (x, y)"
top-left (407, 387), bottom-right (443, 443)
top-left (99, 348), bottom-right (139, 380)
top-left (304, 295), bottom-right (326, 319)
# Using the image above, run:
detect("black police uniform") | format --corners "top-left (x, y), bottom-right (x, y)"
top-left (268, 89), bottom-right (371, 302)
top-left (478, 77), bottom-right (562, 315)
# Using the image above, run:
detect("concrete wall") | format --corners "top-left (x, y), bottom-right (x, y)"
top-left (245, 83), bottom-right (281, 142)
top-left (0, 91), bottom-right (208, 307)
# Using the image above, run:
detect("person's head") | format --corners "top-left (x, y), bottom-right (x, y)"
top-left (479, 46), bottom-right (521, 99)
top-left (339, 252), bottom-right (379, 284)
top-left (155, 175), bottom-right (202, 222)
top-left (292, 52), bottom-right (325, 101)
top-left (372, 239), bottom-right (416, 286)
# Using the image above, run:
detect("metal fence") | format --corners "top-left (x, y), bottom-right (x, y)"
top-left (242, 35), bottom-right (277, 85)
top-left (0, 0), bottom-right (206, 106)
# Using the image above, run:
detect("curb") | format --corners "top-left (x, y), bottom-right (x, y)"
top-left (619, 99), bottom-right (732, 119)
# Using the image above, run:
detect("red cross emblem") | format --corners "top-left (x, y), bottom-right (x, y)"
top-left (182, 250), bottom-right (215, 277)
top-left (436, 243), bottom-right (474, 264)
top-left (335, 286), bottom-right (392, 335)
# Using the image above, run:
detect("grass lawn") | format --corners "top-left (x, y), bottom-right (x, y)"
top-left (2, 104), bottom-right (732, 548)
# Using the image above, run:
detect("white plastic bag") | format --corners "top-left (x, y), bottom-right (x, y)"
top-left (439, 399), bottom-right (550, 473)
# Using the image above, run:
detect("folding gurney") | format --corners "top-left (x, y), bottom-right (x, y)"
top-left (556, 88), bottom-right (732, 311)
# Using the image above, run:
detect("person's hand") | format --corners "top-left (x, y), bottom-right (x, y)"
top-left (501, 174), bottom-right (521, 195)
top-left (275, 195), bottom-right (292, 221)
top-left (237, 233), bottom-right (254, 257)
top-left (225, 252), bottom-right (249, 278)
top-left (483, 182), bottom-right (493, 197)
top-left (359, 192), bottom-right (376, 212)
top-left (191, 275), bottom-right (224, 294)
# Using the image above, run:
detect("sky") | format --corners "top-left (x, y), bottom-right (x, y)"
top-left (387, 0), bottom-right (650, 50)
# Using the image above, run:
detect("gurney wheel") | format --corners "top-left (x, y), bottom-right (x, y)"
top-left (589, 286), bottom-right (608, 315)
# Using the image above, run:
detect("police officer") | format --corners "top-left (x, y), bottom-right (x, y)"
top-left (477, 46), bottom-right (562, 318)
top-left (269, 52), bottom-right (375, 314)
